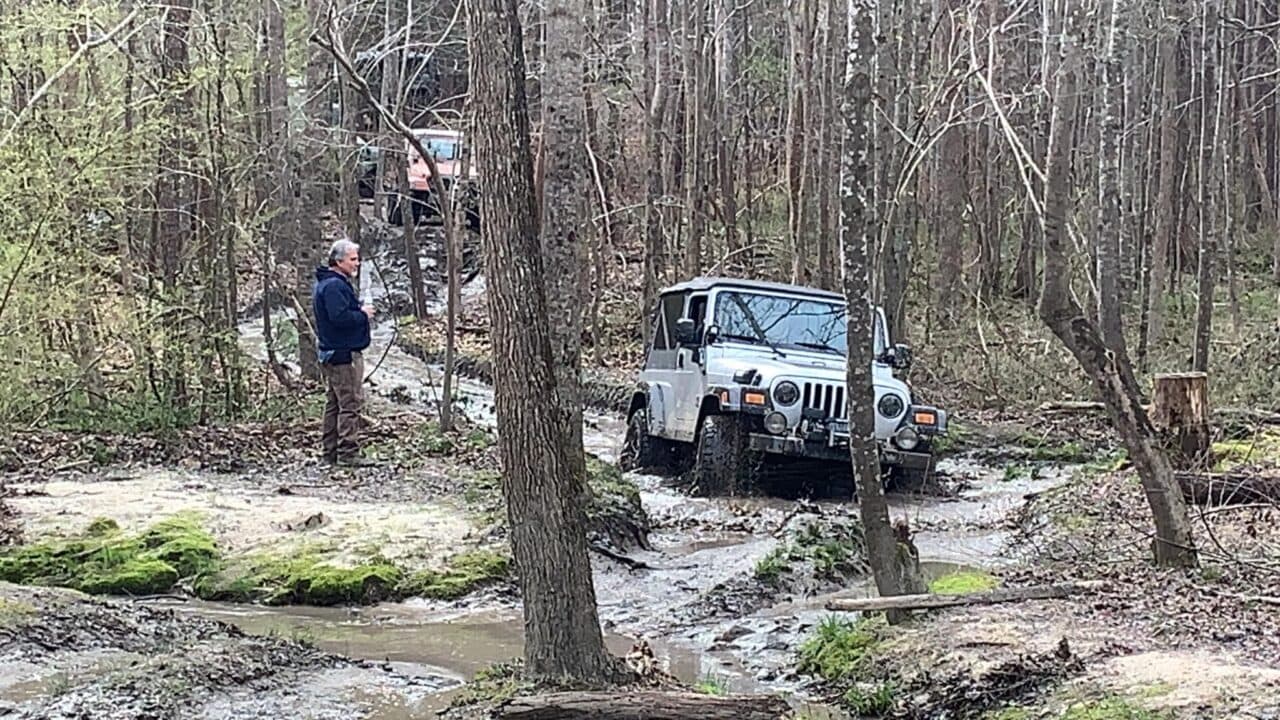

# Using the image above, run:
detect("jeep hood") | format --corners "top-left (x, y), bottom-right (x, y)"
top-left (708, 351), bottom-right (900, 390)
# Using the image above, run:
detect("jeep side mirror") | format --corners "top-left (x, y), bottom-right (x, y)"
top-left (673, 318), bottom-right (698, 346)
top-left (881, 343), bottom-right (912, 370)
top-left (703, 323), bottom-right (720, 345)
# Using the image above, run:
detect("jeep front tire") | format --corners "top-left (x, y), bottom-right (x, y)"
top-left (690, 414), bottom-right (756, 496)
top-left (620, 406), bottom-right (666, 472)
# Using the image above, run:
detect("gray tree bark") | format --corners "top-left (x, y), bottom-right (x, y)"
top-left (842, 0), bottom-right (914, 625)
top-left (542, 0), bottom-right (589, 483)
top-left (466, 0), bottom-right (615, 681)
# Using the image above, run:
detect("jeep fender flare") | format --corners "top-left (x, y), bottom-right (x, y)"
top-left (628, 383), bottom-right (671, 436)
top-left (691, 393), bottom-right (726, 441)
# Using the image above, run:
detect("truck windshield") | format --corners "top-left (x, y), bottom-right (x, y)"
top-left (410, 136), bottom-right (460, 161)
top-left (713, 291), bottom-right (885, 356)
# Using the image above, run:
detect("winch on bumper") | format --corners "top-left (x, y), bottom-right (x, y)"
top-left (745, 405), bottom-right (947, 469)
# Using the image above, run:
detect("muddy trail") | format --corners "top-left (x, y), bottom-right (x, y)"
top-left (0, 230), bottom-right (1109, 717)
top-left (223, 250), bottom-right (1088, 704)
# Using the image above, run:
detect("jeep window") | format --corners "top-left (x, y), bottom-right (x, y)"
top-left (655, 292), bottom-right (685, 350)
top-left (713, 291), bottom-right (885, 356)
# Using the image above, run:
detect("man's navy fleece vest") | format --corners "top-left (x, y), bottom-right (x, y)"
top-left (312, 267), bottom-right (371, 365)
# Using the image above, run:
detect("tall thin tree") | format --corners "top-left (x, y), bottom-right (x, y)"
top-left (466, 0), bottom-right (616, 680)
top-left (842, 0), bottom-right (915, 625)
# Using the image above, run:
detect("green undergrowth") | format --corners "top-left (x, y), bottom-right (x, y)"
top-left (753, 519), bottom-right (866, 585)
top-left (797, 615), bottom-right (887, 683)
top-left (0, 515), bottom-right (510, 606)
top-left (446, 660), bottom-right (533, 709)
top-left (797, 615), bottom-right (899, 712)
top-left (0, 514), bottom-right (218, 596)
top-left (929, 569), bottom-right (1000, 595)
top-left (1059, 696), bottom-right (1171, 720)
top-left (1211, 429), bottom-right (1280, 471)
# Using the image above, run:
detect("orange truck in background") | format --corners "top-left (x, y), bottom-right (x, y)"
top-left (387, 127), bottom-right (480, 231)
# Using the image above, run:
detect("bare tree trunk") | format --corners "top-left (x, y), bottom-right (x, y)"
top-left (842, 0), bottom-right (916, 626)
top-left (1096, 0), bottom-right (1125, 357)
top-left (542, 0), bottom-right (589, 483)
top-left (641, 0), bottom-right (667, 340)
top-left (467, 0), bottom-right (615, 681)
top-left (786, 0), bottom-right (807, 281)
top-left (1193, 0), bottom-right (1220, 373)
top-left (1141, 28), bottom-right (1179, 369)
top-left (1037, 19), bottom-right (1197, 570)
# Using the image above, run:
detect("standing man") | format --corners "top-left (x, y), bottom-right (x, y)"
top-left (313, 239), bottom-right (375, 466)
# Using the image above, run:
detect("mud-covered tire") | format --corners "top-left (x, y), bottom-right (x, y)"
top-left (620, 407), bottom-right (665, 472)
top-left (690, 414), bottom-right (756, 496)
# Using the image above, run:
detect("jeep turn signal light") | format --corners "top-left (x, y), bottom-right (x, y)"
top-left (744, 391), bottom-right (767, 406)
top-left (913, 410), bottom-right (937, 426)
top-left (719, 390), bottom-right (730, 405)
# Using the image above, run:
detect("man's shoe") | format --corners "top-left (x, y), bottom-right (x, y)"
top-left (335, 454), bottom-right (378, 468)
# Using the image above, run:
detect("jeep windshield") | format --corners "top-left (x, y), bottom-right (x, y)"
top-left (712, 291), bottom-right (884, 356)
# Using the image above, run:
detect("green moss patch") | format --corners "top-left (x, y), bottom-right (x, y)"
top-left (399, 549), bottom-right (511, 600)
top-left (195, 547), bottom-right (403, 606)
top-left (0, 514), bottom-right (219, 596)
top-left (929, 569), bottom-right (1000, 595)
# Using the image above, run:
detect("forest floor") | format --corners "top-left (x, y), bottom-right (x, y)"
top-left (0, 224), bottom-right (1277, 718)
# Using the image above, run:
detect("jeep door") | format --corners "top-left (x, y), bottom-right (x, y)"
top-left (670, 292), bottom-right (709, 440)
top-left (641, 291), bottom-right (686, 439)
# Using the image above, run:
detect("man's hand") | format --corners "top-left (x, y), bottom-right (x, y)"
top-left (361, 304), bottom-right (375, 319)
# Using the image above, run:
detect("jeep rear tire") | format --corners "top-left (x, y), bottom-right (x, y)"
top-left (620, 406), bottom-right (666, 472)
top-left (690, 414), bottom-right (756, 496)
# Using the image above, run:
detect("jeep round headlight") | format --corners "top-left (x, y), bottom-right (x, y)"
top-left (877, 393), bottom-right (905, 419)
top-left (895, 426), bottom-right (920, 450)
top-left (774, 381), bottom-right (800, 406)
top-left (764, 412), bottom-right (789, 435)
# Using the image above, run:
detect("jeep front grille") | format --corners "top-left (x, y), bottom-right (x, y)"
top-left (803, 382), bottom-right (846, 420)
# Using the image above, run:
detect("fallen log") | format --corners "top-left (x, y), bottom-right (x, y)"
top-left (824, 580), bottom-right (1108, 613)
top-left (1038, 401), bottom-right (1280, 427)
top-left (495, 691), bottom-right (792, 720)
top-left (1176, 471), bottom-right (1280, 506)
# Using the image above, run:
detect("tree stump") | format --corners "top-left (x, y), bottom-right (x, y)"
top-left (1150, 372), bottom-right (1212, 469)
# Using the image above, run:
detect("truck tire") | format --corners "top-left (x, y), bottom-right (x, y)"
top-left (689, 414), bottom-right (755, 496)
top-left (619, 406), bottom-right (668, 473)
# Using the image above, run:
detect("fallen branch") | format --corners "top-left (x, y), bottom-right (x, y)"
top-left (1038, 401), bottom-right (1280, 428)
top-left (589, 543), bottom-right (653, 571)
top-left (824, 580), bottom-right (1108, 613)
top-left (495, 691), bottom-right (791, 720)
top-left (1176, 471), bottom-right (1280, 506)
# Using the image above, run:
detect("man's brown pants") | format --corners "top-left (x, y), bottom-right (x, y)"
top-left (321, 352), bottom-right (364, 460)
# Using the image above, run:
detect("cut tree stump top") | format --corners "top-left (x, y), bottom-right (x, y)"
top-left (1154, 372), bottom-right (1208, 381)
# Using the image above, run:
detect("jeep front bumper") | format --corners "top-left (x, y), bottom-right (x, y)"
top-left (746, 433), bottom-right (933, 469)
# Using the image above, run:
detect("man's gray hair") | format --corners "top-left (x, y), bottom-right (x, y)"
top-left (328, 239), bottom-right (360, 266)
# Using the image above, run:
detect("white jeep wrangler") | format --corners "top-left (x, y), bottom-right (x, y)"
top-left (619, 277), bottom-right (948, 494)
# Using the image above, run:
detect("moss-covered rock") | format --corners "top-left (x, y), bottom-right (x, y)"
top-left (0, 514), bottom-right (219, 597)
